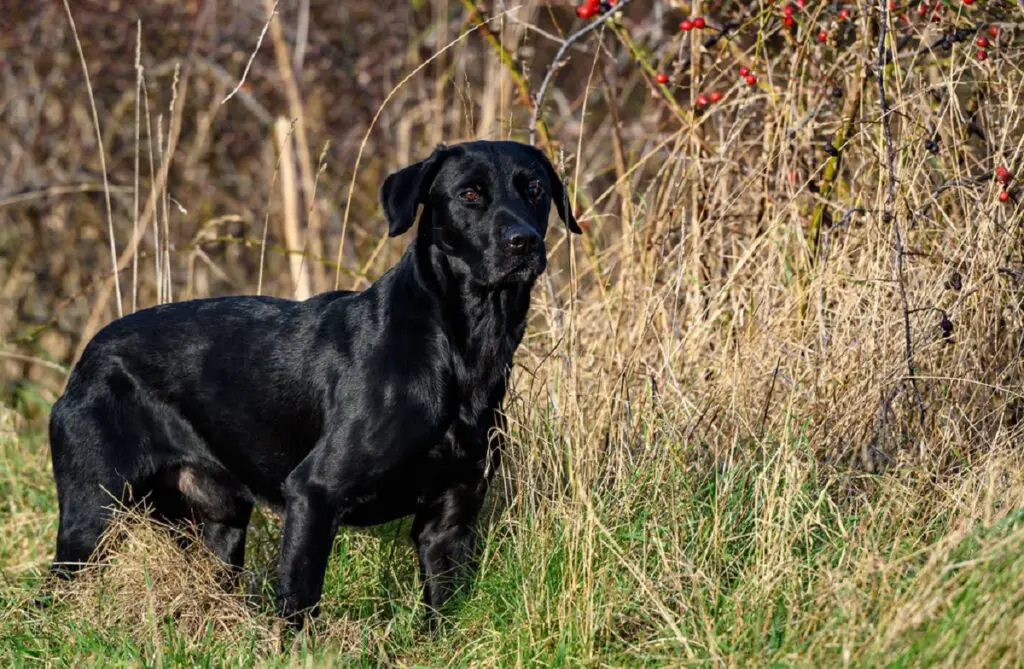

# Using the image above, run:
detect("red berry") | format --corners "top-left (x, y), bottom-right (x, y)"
top-left (999, 190), bottom-right (1010, 202)
top-left (784, 15), bottom-right (795, 27)
top-left (818, 30), bottom-right (828, 43)
top-left (696, 93), bottom-right (709, 107)
top-left (784, 4), bottom-right (795, 16)
top-left (977, 49), bottom-right (988, 60)
top-left (977, 36), bottom-right (989, 48)
top-left (989, 25), bottom-right (999, 37)
top-left (888, 0), bottom-right (897, 9)
top-left (586, 0), bottom-right (601, 7)
top-left (576, 5), bottom-right (593, 19)
top-left (709, 90), bottom-right (723, 103)
top-left (996, 166), bottom-right (1012, 184)
top-left (680, 19), bottom-right (694, 31)
top-left (745, 73), bottom-right (758, 85)
top-left (655, 73), bottom-right (669, 84)
top-left (739, 65), bottom-right (751, 77)
top-left (838, 7), bottom-right (851, 20)
top-left (694, 17), bottom-right (706, 29)
top-left (797, 0), bottom-right (807, 7)
top-left (917, 2), bottom-right (927, 17)
top-left (963, 0), bottom-right (974, 5)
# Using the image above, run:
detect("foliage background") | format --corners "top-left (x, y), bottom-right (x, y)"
top-left (1, 0), bottom-right (1023, 665)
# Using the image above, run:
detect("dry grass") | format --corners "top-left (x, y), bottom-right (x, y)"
top-left (45, 510), bottom-right (278, 654)
top-left (2, 0), bottom-right (1024, 666)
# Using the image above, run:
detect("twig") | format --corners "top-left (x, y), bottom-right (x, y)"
top-left (221, 0), bottom-right (279, 105)
top-left (0, 351), bottom-right (69, 376)
top-left (198, 59), bottom-right (273, 124)
top-left (877, 0), bottom-right (925, 429)
top-left (500, 9), bottom-right (565, 45)
top-left (758, 358), bottom-right (782, 440)
top-left (950, 266), bottom-right (1024, 308)
top-left (61, 0), bottom-right (122, 319)
top-left (0, 183), bottom-right (133, 208)
top-left (528, 0), bottom-right (636, 146)
top-left (132, 20), bottom-right (142, 313)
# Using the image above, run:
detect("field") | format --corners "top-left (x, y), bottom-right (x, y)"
top-left (1, 0), bottom-right (1023, 666)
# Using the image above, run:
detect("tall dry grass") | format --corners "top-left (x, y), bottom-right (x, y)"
top-left (1, 0), bottom-right (1023, 665)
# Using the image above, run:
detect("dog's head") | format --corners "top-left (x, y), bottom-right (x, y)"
top-left (381, 140), bottom-right (581, 286)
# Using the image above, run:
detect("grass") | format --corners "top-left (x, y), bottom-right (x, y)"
top-left (2, 405), bottom-right (1023, 667)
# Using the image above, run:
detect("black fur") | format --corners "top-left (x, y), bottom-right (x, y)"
top-left (46, 140), bottom-right (579, 625)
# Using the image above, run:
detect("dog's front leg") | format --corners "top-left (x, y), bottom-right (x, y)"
top-left (411, 480), bottom-right (486, 626)
top-left (276, 453), bottom-right (344, 625)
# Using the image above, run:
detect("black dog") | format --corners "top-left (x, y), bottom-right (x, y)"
top-left (47, 140), bottom-right (580, 624)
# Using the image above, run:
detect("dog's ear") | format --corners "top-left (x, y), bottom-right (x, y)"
top-left (528, 146), bottom-right (581, 234)
top-left (381, 144), bottom-right (449, 237)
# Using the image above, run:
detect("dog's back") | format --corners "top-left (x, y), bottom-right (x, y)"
top-left (49, 291), bottom-right (355, 531)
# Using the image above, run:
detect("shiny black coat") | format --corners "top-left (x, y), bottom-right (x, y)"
top-left (46, 140), bottom-right (579, 624)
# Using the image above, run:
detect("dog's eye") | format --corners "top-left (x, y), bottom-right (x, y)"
top-left (526, 180), bottom-right (544, 199)
top-left (459, 188), bottom-right (481, 203)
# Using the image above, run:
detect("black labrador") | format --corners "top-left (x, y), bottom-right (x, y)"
top-left (46, 139), bottom-right (580, 624)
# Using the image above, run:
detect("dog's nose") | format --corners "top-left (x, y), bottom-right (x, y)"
top-left (502, 224), bottom-right (542, 252)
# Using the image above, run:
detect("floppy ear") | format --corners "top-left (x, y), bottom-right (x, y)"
top-left (380, 144), bottom-right (449, 237)
top-left (527, 146), bottom-right (581, 234)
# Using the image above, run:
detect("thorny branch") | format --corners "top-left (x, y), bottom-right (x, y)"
top-left (528, 0), bottom-right (636, 146)
top-left (877, 0), bottom-right (926, 430)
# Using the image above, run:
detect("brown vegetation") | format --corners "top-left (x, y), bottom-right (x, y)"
top-left (1, 0), bottom-right (1023, 664)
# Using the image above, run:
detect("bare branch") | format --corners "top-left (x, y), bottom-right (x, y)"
top-left (222, 0), bottom-right (279, 105)
top-left (528, 0), bottom-right (636, 146)
top-left (877, 0), bottom-right (925, 429)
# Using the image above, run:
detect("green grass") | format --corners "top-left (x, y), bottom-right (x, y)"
top-left (2, 405), bottom-right (1023, 667)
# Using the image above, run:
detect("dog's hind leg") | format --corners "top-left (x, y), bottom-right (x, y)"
top-left (48, 403), bottom-right (135, 579)
top-left (51, 480), bottom-right (123, 578)
top-left (174, 465), bottom-right (253, 572)
top-left (47, 371), bottom-right (178, 579)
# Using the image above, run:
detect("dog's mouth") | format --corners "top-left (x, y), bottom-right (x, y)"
top-left (495, 253), bottom-right (546, 285)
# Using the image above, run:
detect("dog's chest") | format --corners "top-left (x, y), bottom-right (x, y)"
top-left (408, 324), bottom-right (518, 464)
top-left (336, 293), bottom-right (525, 521)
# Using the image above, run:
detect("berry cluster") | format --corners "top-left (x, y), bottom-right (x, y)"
top-left (695, 90), bottom-right (723, 107)
top-left (912, 0), bottom-right (985, 23)
top-left (577, 1), bottom-right (1014, 203)
top-left (996, 166), bottom-right (1014, 203)
top-left (781, 3), bottom-right (854, 43)
top-left (679, 16), bottom-right (706, 31)
top-left (977, 25), bottom-right (999, 61)
top-left (576, 0), bottom-right (615, 19)
top-left (652, 72), bottom-right (722, 108)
